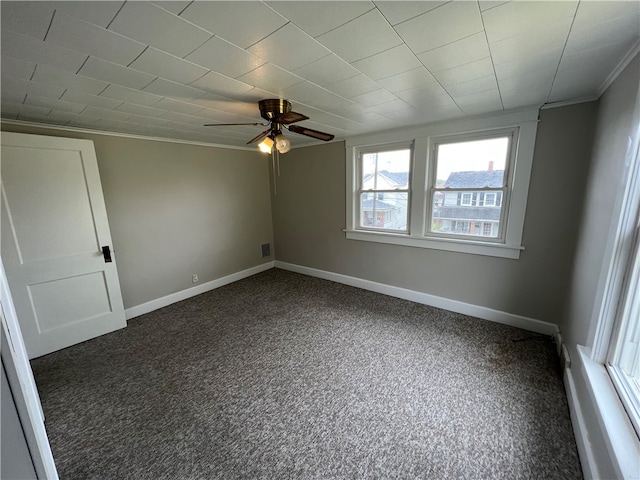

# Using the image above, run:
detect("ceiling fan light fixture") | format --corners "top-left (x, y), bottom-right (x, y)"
top-left (275, 133), bottom-right (291, 154)
top-left (258, 136), bottom-right (274, 153)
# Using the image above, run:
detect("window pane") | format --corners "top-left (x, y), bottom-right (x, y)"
top-left (362, 149), bottom-right (410, 188)
top-left (432, 189), bottom-right (502, 238)
top-left (360, 192), bottom-right (408, 231)
top-left (435, 137), bottom-right (509, 188)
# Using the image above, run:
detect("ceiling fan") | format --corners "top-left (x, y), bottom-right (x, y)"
top-left (204, 99), bottom-right (334, 154)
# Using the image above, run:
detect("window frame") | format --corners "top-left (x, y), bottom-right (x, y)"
top-left (345, 109), bottom-right (539, 259)
top-left (355, 141), bottom-right (413, 234)
top-left (426, 128), bottom-right (517, 244)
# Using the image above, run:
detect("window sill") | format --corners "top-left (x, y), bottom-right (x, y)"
top-left (576, 345), bottom-right (640, 479)
top-left (344, 229), bottom-right (524, 259)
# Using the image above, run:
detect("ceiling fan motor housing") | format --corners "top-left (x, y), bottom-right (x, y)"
top-left (259, 99), bottom-right (292, 121)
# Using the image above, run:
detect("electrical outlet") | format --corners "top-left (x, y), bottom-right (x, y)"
top-left (261, 243), bottom-right (271, 257)
top-left (192, 273), bottom-right (198, 283)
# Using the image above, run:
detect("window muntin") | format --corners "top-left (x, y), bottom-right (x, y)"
top-left (357, 146), bottom-right (411, 233)
top-left (428, 133), bottom-right (514, 241)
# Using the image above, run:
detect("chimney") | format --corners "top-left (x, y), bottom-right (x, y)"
top-left (488, 160), bottom-right (494, 171)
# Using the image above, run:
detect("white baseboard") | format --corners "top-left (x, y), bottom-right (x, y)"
top-left (275, 261), bottom-right (558, 335)
top-left (125, 261), bottom-right (275, 320)
top-left (564, 365), bottom-right (599, 480)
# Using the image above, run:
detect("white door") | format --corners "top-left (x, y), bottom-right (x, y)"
top-left (1, 132), bottom-right (126, 359)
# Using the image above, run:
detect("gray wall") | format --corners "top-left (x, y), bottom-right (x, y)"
top-left (1, 124), bottom-right (273, 309)
top-left (272, 102), bottom-right (597, 325)
top-left (562, 54), bottom-right (640, 351)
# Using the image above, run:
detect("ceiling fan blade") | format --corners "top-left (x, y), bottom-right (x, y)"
top-left (276, 111), bottom-right (309, 125)
top-left (247, 129), bottom-right (272, 145)
top-left (204, 122), bottom-right (268, 127)
top-left (287, 125), bottom-right (335, 141)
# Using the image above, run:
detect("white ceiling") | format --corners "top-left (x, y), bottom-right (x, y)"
top-left (1, 1), bottom-right (639, 149)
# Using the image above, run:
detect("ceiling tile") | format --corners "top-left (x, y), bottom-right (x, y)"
top-left (83, 105), bottom-right (133, 122)
top-left (116, 102), bottom-right (167, 118)
top-left (161, 111), bottom-right (206, 125)
top-left (418, 32), bottom-right (490, 72)
top-left (564, 14), bottom-right (640, 55)
top-left (572, 1), bottom-right (640, 27)
top-left (326, 74), bottom-right (381, 98)
top-left (143, 78), bottom-right (207, 102)
top-left (108, 1), bottom-right (212, 58)
top-left (432, 57), bottom-right (495, 86)
top-left (0, 1), bottom-right (53, 40)
top-left (453, 88), bottom-right (502, 111)
top-left (501, 86), bottom-right (550, 110)
top-left (185, 37), bottom-right (267, 79)
top-left (25, 95), bottom-right (86, 114)
top-left (374, 1), bottom-right (448, 26)
top-left (1, 57), bottom-right (37, 80)
top-left (46, 12), bottom-right (147, 66)
top-left (316, 9), bottom-right (402, 63)
top-left (32, 65), bottom-right (109, 95)
top-left (45, 1), bottom-right (124, 28)
top-left (376, 67), bottom-right (437, 93)
top-left (99, 84), bottom-right (164, 107)
top-left (482, 1), bottom-right (577, 44)
top-left (179, 1), bottom-right (287, 49)
top-left (1, 31), bottom-right (88, 73)
top-left (248, 23), bottom-right (330, 71)
top-left (395, 85), bottom-right (456, 109)
top-left (352, 44), bottom-right (422, 81)
top-left (150, 2), bottom-right (191, 16)
top-left (478, 1), bottom-right (511, 12)
top-left (489, 25), bottom-right (568, 65)
top-left (190, 71), bottom-right (254, 98)
top-left (236, 63), bottom-right (305, 95)
top-left (79, 57), bottom-right (156, 90)
top-left (551, 40), bottom-right (636, 101)
top-left (154, 97), bottom-right (209, 115)
top-left (191, 96), bottom-right (258, 118)
top-left (445, 75), bottom-right (498, 98)
top-left (2, 90), bottom-right (27, 104)
top-left (61, 90), bottom-right (123, 110)
top-left (395, 2), bottom-right (483, 54)
top-left (351, 88), bottom-right (398, 107)
top-left (9, 102), bottom-right (52, 119)
top-left (266, 1), bottom-right (374, 38)
top-left (293, 54), bottom-right (360, 87)
top-left (130, 48), bottom-right (208, 85)
top-left (1, 76), bottom-right (66, 100)
top-left (281, 81), bottom-right (354, 111)
top-left (493, 49), bottom-right (562, 82)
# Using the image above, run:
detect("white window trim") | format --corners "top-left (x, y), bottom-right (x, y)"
top-left (345, 109), bottom-right (539, 259)
top-left (356, 141), bottom-right (413, 234)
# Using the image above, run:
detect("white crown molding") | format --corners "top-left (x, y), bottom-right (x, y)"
top-left (275, 261), bottom-right (558, 335)
top-left (540, 96), bottom-right (599, 110)
top-left (597, 40), bottom-right (640, 99)
top-left (0, 119), bottom-right (258, 151)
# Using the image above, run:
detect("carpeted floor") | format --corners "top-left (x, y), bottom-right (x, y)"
top-left (31, 268), bottom-right (582, 479)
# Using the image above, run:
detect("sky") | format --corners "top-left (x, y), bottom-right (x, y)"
top-left (362, 137), bottom-right (509, 182)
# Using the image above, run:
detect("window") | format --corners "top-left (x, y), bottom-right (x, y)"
top-left (607, 218), bottom-right (640, 436)
top-left (428, 133), bottom-right (513, 242)
top-left (346, 109), bottom-right (538, 259)
top-left (357, 144), bottom-right (411, 233)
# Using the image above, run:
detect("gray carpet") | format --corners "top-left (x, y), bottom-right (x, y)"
top-left (31, 268), bottom-right (582, 479)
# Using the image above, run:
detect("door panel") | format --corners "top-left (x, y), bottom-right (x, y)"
top-left (1, 132), bottom-right (126, 358)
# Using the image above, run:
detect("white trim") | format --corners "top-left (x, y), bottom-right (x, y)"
top-left (540, 97), bottom-right (599, 110)
top-left (564, 363), bottom-right (600, 480)
top-left (344, 229), bottom-right (523, 259)
top-left (125, 262), bottom-right (274, 320)
top-left (1, 259), bottom-right (58, 479)
top-left (345, 109), bottom-right (538, 260)
top-left (568, 345), bottom-right (640, 480)
top-left (274, 261), bottom-right (557, 335)
top-left (1, 119), bottom-right (257, 151)
top-left (597, 41), bottom-right (640, 99)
